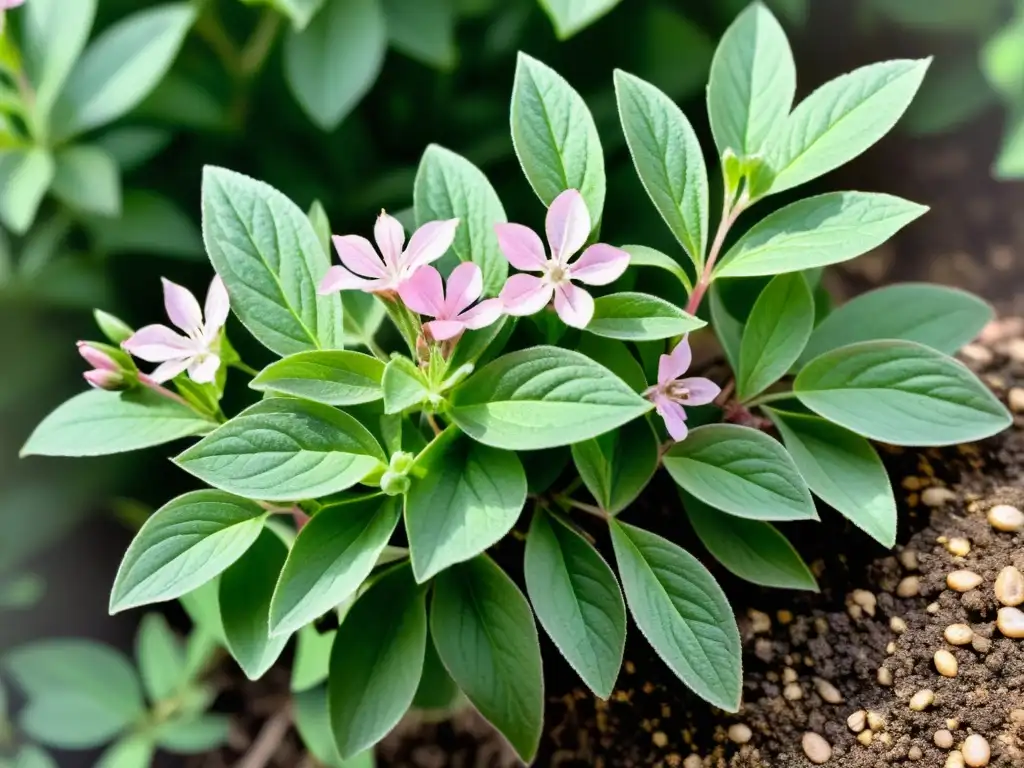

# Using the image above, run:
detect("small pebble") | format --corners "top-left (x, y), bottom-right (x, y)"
top-left (946, 751), bottom-right (966, 768)
top-left (867, 711), bottom-right (885, 732)
top-left (727, 724), bottom-right (752, 745)
top-left (928, 602), bottom-right (941, 614)
top-left (909, 746), bottom-right (923, 761)
top-left (886, 641), bottom-right (897, 654)
top-left (947, 537), bottom-right (971, 557)
top-left (877, 733), bottom-right (892, 747)
top-left (777, 609), bottom-right (793, 624)
top-left (995, 566), bottom-right (1024, 607)
top-left (935, 649), bottom-right (958, 677)
top-left (962, 734), bottom-right (990, 767)
top-left (683, 757), bottom-right (702, 768)
top-left (910, 689), bottom-right (935, 711)
top-left (961, 343), bottom-right (993, 365)
top-left (877, 667), bottom-right (893, 686)
top-left (988, 504), bottom-right (1024, 532)
top-left (748, 609), bottom-right (771, 634)
top-left (923, 487), bottom-right (958, 507)
top-left (1011, 709), bottom-right (1024, 723)
top-left (782, 667), bottom-right (797, 684)
top-left (972, 635), bottom-right (992, 654)
top-left (783, 682), bottom-right (803, 700)
top-left (856, 730), bottom-right (873, 746)
top-left (947, 718), bottom-right (960, 730)
top-left (890, 616), bottom-right (907, 634)
top-left (897, 576), bottom-right (922, 597)
top-left (652, 731), bottom-right (668, 748)
top-left (944, 624), bottom-right (974, 645)
top-left (851, 589), bottom-right (877, 616)
top-left (935, 729), bottom-right (954, 748)
top-left (847, 711), bottom-right (867, 733)
top-left (900, 549), bottom-right (920, 570)
top-left (948, 570), bottom-right (983, 592)
top-left (997, 606), bottom-right (1024, 637)
top-left (814, 677), bottom-right (843, 704)
top-left (802, 732), bottom-right (832, 765)
top-left (1009, 387), bottom-right (1024, 413)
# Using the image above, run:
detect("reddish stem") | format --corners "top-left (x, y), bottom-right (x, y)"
top-left (685, 196), bottom-right (747, 316)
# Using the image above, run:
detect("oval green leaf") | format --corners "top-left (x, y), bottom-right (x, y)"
top-left (251, 351), bottom-right (385, 406)
top-left (571, 418), bottom-right (658, 514)
top-left (663, 424), bottom-right (817, 521)
top-left (621, 244), bottom-right (694, 294)
top-left (586, 292), bottom-right (706, 341)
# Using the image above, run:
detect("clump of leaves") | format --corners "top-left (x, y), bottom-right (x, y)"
top-left (23, 3), bottom-right (1009, 763)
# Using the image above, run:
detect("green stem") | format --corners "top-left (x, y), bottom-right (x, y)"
top-left (231, 360), bottom-right (259, 377)
top-left (554, 495), bottom-right (609, 521)
top-left (744, 389), bottom-right (796, 408)
top-left (365, 336), bottom-right (388, 362)
top-left (239, 9), bottom-right (282, 77)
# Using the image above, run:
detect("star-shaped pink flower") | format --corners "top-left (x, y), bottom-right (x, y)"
top-left (318, 210), bottom-right (459, 296)
top-left (645, 337), bottom-right (720, 441)
top-left (122, 276), bottom-right (229, 384)
top-left (495, 189), bottom-right (629, 329)
top-left (398, 262), bottom-right (502, 341)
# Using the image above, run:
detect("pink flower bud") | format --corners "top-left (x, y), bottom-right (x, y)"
top-left (77, 341), bottom-right (118, 371)
top-left (84, 369), bottom-right (126, 391)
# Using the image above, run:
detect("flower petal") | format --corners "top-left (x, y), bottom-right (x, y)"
top-left (457, 298), bottom-right (503, 330)
top-left (494, 223), bottom-right (548, 272)
top-left (553, 282), bottom-right (595, 329)
top-left (397, 265), bottom-right (445, 318)
top-left (333, 235), bottom-right (387, 278)
top-left (402, 219), bottom-right (459, 271)
top-left (444, 262), bottom-right (483, 316)
top-left (161, 278), bottom-right (203, 335)
top-left (654, 394), bottom-right (689, 441)
top-left (658, 337), bottom-right (692, 384)
top-left (123, 325), bottom-right (195, 362)
top-left (188, 354), bottom-right (221, 384)
top-left (568, 244), bottom-right (630, 286)
top-left (149, 356), bottom-right (194, 383)
top-left (318, 266), bottom-right (385, 295)
top-left (546, 189), bottom-right (590, 264)
top-left (679, 377), bottom-right (721, 406)
top-left (204, 275), bottom-right (230, 336)
top-left (500, 274), bottom-right (554, 316)
top-left (374, 211), bottom-right (406, 267)
top-left (423, 319), bottom-right (467, 341)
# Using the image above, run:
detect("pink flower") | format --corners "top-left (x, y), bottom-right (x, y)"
top-left (397, 262), bottom-right (503, 341)
top-left (318, 210), bottom-right (459, 296)
top-left (495, 189), bottom-right (629, 329)
top-left (645, 337), bottom-right (720, 442)
top-left (77, 342), bottom-right (125, 391)
top-left (122, 276), bottom-right (230, 384)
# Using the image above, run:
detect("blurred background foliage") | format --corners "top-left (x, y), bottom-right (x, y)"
top-left (1, 0), bottom-right (1023, 761)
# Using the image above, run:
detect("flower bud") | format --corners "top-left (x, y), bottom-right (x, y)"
top-left (388, 451), bottom-right (416, 475)
top-left (84, 369), bottom-right (127, 391)
top-left (379, 470), bottom-right (411, 496)
top-left (77, 341), bottom-right (118, 371)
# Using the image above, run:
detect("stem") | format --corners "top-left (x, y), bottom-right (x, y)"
top-left (365, 336), bottom-right (388, 362)
top-left (234, 706), bottom-right (292, 768)
top-left (425, 412), bottom-right (443, 437)
top-left (744, 389), bottom-right (796, 407)
top-left (239, 10), bottom-right (282, 77)
top-left (685, 194), bottom-right (748, 315)
top-left (139, 375), bottom-right (194, 409)
top-left (554, 495), bottom-right (609, 521)
top-left (231, 360), bottom-right (259, 377)
top-left (715, 379), bottom-right (735, 407)
top-left (194, 7), bottom-right (241, 77)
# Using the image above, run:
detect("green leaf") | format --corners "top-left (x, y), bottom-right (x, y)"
top-left (586, 292), bottom-right (705, 341)
top-left (614, 70), bottom-right (708, 268)
top-left (9, 746), bottom-right (57, 768)
top-left (683, 492), bottom-right (817, 591)
top-left (449, 346), bottom-right (652, 450)
top-left (250, 0), bottom-right (326, 30)
top-left (903, 54), bottom-right (995, 137)
top-left (794, 340), bottom-right (1012, 446)
top-left (51, 145), bottom-right (121, 217)
top-left (405, 429), bottom-right (526, 582)
top-left (707, 2), bottom-right (795, 156)
top-left (22, 389), bottom-right (211, 458)
top-left (284, 0), bottom-right (387, 130)
top-left (135, 613), bottom-right (186, 703)
top-left (90, 190), bottom-right (203, 259)
top-left (179, 580), bottom-right (226, 645)
top-left (252, 351), bottom-right (385, 406)
top-left (709, 282), bottom-right (744, 373)
top-left (447, 315), bottom-right (514, 372)
top-left (295, 686), bottom-right (376, 768)
top-left (412, 632), bottom-right (461, 711)
top-left (202, 166), bottom-right (344, 356)
top-left (663, 424), bottom-right (816, 521)
top-left (524, 511), bottom-right (625, 698)
top-left (329, 565), bottom-right (426, 760)
top-left (413, 144), bottom-right (508, 295)
top-left (3, 640), bottom-right (145, 749)
top-left (737, 273), bottom-right (813, 400)
top-left (270, 496), bottom-right (401, 637)
top-left (799, 283), bottom-right (994, 365)
top-left (621, 244), bottom-right (694, 294)
top-left (431, 556), bottom-right (543, 763)
top-left (982, 10), bottom-right (1024, 101)
top-left (154, 716), bottom-right (230, 754)
top-left (538, 0), bottom-right (622, 38)
top-left (511, 53), bottom-right (605, 225)
top-left (609, 519), bottom-right (741, 711)
top-left (575, 335), bottom-right (647, 393)
top-left (0, 148), bottom-right (55, 235)
top-left (571, 418), bottom-right (658, 514)
top-left (770, 59), bottom-right (930, 194)
top-left (176, 398), bottom-right (385, 501)
top-left (95, 735), bottom-right (155, 768)
top-left (219, 528), bottom-right (290, 680)
top-left (292, 625), bottom-right (335, 693)
top-left (764, 408), bottom-right (896, 546)
top-left (382, 0), bottom-right (456, 69)
top-left (382, 356), bottom-right (433, 414)
top-left (22, 0), bottom-right (96, 120)
top-left (110, 491), bottom-right (268, 613)
top-left (996, 109), bottom-right (1024, 179)
top-left (53, 3), bottom-right (196, 140)
top-left (714, 192), bottom-right (927, 279)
